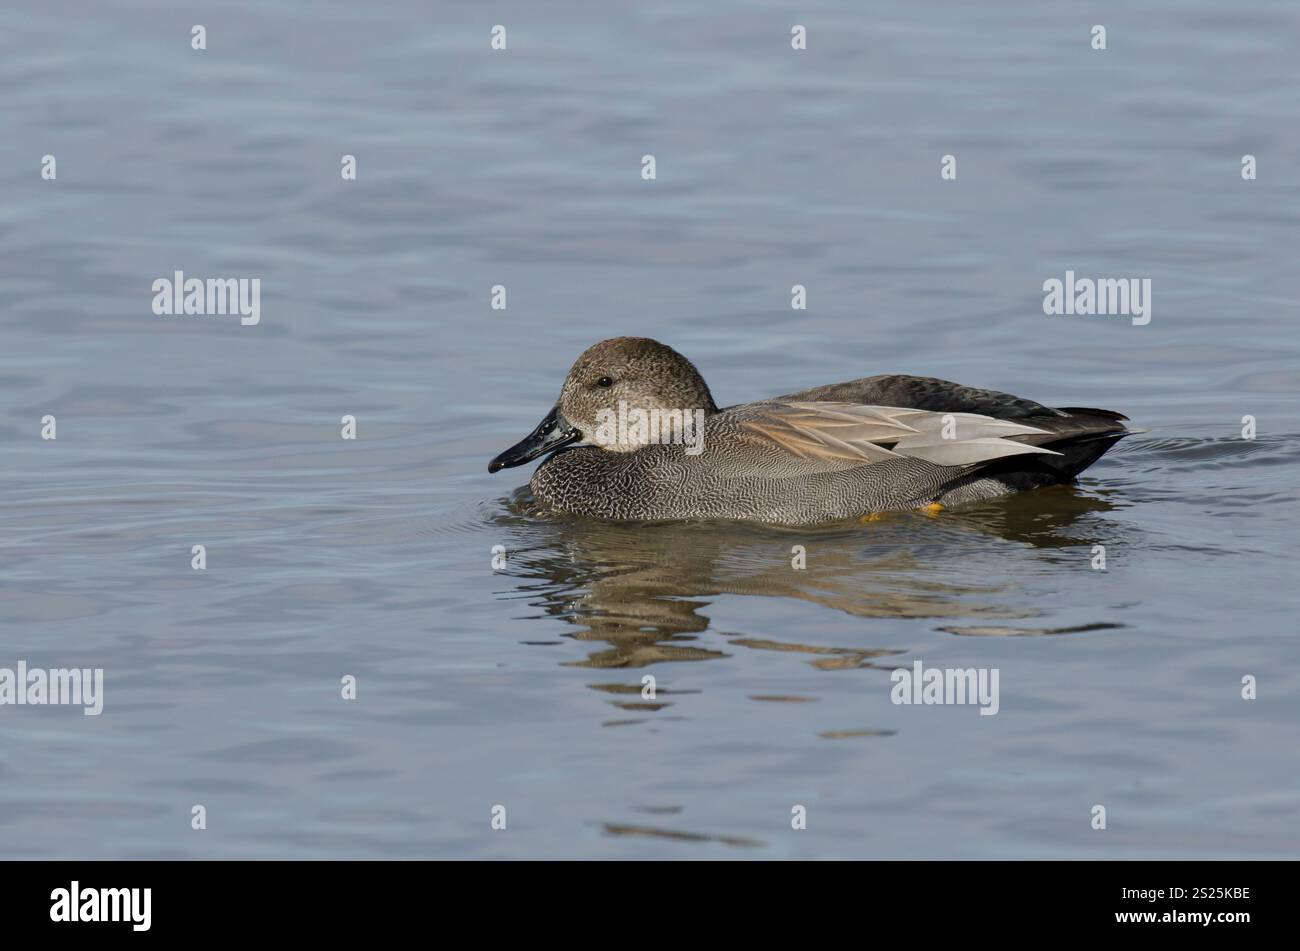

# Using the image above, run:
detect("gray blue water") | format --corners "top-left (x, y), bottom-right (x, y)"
top-left (2, 0), bottom-right (1298, 858)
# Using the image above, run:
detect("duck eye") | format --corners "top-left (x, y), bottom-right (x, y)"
top-left (596, 376), bottom-right (614, 388)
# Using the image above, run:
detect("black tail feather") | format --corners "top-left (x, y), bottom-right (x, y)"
top-left (1054, 406), bottom-right (1130, 422)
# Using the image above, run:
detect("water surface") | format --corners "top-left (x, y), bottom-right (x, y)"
top-left (1, 0), bottom-right (1298, 858)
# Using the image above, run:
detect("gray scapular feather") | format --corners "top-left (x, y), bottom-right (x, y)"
top-left (743, 402), bottom-right (1063, 467)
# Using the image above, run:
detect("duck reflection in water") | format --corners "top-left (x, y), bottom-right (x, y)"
top-left (489, 484), bottom-right (1128, 676)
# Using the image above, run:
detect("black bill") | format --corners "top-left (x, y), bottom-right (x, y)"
top-left (488, 405), bottom-right (582, 473)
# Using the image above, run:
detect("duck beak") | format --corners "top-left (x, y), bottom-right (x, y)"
top-left (488, 405), bottom-right (582, 473)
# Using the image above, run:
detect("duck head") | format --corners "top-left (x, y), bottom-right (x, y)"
top-left (488, 337), bottom-right (719, 472)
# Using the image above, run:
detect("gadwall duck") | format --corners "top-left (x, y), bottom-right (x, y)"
top-left (489, 337), bottom-right (1133, 525)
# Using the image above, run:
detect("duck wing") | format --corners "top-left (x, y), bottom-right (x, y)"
top-left (732, 401), bottom-right (1062, 469)
top-left (772, 374), bottom-right (1134, 457)
top-left (774, 373), bottom-right (1071, 421)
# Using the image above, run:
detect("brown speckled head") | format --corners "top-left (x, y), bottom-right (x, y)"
top-left (556, 337), bottom-right (718, 450)
top-left (488, 337), bottom-right (719, 472)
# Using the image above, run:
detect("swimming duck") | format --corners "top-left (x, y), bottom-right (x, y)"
top-left (488, 337), bottom-right (1132, 525)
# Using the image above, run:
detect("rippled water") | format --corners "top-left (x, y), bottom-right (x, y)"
top-left (2, 1), bottom-right (1298, 858)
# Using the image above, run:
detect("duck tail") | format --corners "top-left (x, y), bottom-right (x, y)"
top-left (1053, 406), bottom-right (1130, 423)
top-left (1016, 408), bottom-right (1137, 479)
